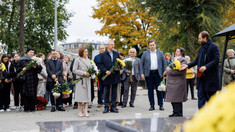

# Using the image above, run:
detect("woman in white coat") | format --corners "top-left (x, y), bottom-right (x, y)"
top-left (73, 47), bottom-right (92, 117)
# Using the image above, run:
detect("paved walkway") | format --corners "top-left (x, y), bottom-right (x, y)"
top-left (0, 88), bottom-right (198, 132)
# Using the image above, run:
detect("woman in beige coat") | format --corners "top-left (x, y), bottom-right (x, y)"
top-left (165, 47), bottom-right (187, 117)
top-left (224, 49), bottom-right (235, 85)
top-left (73, 47), bottom-right (92, 117)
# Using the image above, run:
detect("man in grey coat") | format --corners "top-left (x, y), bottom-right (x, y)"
top-left (140, 40), bottom-right (167, 111)
top-left (122, 48), bottom-right (141, 108)
top-left (46, 49), bottom-right (65, 112)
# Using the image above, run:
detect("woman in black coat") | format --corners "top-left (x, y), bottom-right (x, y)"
top-left (16, 48), bottom-right (42, 112)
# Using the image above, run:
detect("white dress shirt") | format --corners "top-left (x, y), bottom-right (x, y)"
top-left (150, 50), bottom-right (158, 70)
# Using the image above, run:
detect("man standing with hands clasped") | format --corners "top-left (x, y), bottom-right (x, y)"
top-left (140, 40), bottom-right (167, 111)
top-left (100, 40), bottom-right (120, 113)
top-left (180, 31), bottom-right (220, 109)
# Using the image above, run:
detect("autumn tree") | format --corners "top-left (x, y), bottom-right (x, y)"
top-left (92, 0), bottom-right (160, 55)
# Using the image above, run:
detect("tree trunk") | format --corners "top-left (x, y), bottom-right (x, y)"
top-left (19, 0), bottom-right (25, 55)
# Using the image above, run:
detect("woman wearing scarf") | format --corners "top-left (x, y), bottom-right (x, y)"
top-left (165, 47), bottom-right (187, 117)
top-left (224, 49), bottom-right (235, 85)
top-left (16, 48), bottom-right (42, 112)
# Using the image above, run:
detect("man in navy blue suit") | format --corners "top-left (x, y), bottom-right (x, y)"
top-left (100, 41), bottom-right (120, 113)
top-left (181, 31), bottom-right (220, 109)
top-left (140, 40), bottom-right (167, 111)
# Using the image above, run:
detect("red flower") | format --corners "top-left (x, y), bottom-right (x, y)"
top-left (36, 96), bottom-right (48, 110)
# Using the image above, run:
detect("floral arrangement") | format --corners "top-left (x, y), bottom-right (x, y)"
top-left (124, 58), bottom-right (135, 83)
top-left (62, 81), bottom-right (72, 95)
top-left (184, 81), bottom-right (235, 132)
top-left (169, 59), bottom-right (181, 70)
top-left (158, 79), bottom-right (166, 91)
top-left (36, 96), bottom-right (48, 110)
top-left (17, 56), bottom-right (42, 77)
top-left (72, 61), bottom-right (98, 85)
top-left (0, 63), bottom-right (6, 80)
top-left (52, 81), bottom-right (61, 97)
top-left (102, 58), bottom-right (125, 81)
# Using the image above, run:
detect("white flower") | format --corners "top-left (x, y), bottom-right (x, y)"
top-left (32, 56), bottom-right (42, 65)
top-left (158, 84), bottom-right (166, 91)
top-left (124, 58), bottom-right (135, 62)
top-left (53, 92), bottom-right (61, 97)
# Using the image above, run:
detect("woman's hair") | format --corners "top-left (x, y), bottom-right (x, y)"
top-left (12, 53), bottom-right (21, 58)
top-left (165, 53), bottom-right (172, 59)
top-left (176, 47), bottom-right (185, 57)
top-left (119, 52), bottom-right (124, 57)
top-left (79, 47), bottom-right (87, 57)
top-left (1, 54), bottom-right (9, 63)
top-left (36, 53), bottom-right (44, 58)
top-left (227, 49), bottom-right (235, 54)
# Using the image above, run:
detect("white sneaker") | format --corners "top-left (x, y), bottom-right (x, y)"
top-left (5, 109), bottom-right (11, 112)
top-left (0, 109), bottom-right (4, 112)
top-left (20, 106), bottom-right (24, 111)
top-left (16, 106), bottom-right (20, 112)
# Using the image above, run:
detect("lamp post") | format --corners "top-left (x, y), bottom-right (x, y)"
top-left (54, 0), bottom-right (58, 50)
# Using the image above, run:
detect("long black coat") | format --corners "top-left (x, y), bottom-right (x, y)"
top-left (16, 56), bottom-right (42, 97)
top-left (188, 41), bottom-right (220, 92)
top-left (100, 50), bottom-right (121, 85)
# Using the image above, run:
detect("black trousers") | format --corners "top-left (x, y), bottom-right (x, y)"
top-left (104, 84), bottom-right (117, 107)
top-left (0, 83), bottom-right (11, 110)
top-left (187, 79), bottom-right (195, 99)
top-left (13, 81), bottom-right (24, 106)
top-left (171, 102), bottom-right (183, 115)
top-left (24, 95), bottom-right (36, 111)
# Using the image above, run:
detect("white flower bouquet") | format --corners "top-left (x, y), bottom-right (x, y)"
top-left (124, 58), bottom-right (135, 83)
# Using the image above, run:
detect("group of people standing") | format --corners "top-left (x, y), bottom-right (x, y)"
top-left (0, 31), bottom-right (234, 118)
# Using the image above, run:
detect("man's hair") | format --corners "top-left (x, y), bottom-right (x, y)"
top-left (148, 40), bottom-right (156, 45)
top-left (26, 47), bottom-right (35, 53)
top-left (119, 52), bottom-right (124, 57)
top-left (129, 48), bottom-right (137, 55)
top-left (200, 31), bottom-right (210, 40)
top-left (50, 49), bottom-right (56, 53)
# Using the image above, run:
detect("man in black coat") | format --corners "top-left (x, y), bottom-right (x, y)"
top-left (181, 31), bottom-right (220, 109)
top-left (100, 41), bottom-right (120, 113)
top-left (46, 49), bottom-right (65, 112)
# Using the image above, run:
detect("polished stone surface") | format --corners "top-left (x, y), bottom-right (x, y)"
top-left (37, 117), bottom-right (187, 132)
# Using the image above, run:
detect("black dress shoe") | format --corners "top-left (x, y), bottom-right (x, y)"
top-left (129, 103), bottom-right (135, 107)
top-left (118, 102), bottom-right (123, 106)
top-left (159, 106), bottom-right (164, 111)
top-left (73, 106), bottom-right (78, 109)
top-left (149, 105), bottom-right (155, 111)
top-left (57, 107), bottom-right (65, 111)
top-left (169, 113), bottom-right (175, 117)
top-left (51, 107), bottom-right (56, 112)
top-left (121, 104), bottom-right (126, 108)
top-left (103, 107), bottom-right (109, 113)
top-left (192, 98), bottom-right (197, 100)
top-left (110, 107), bottom-right (119, 113)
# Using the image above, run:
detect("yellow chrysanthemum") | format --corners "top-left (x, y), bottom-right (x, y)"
top-left (116, 58), bottom-right (125, 67)
top-left (173, 60), bottom-right (181, 70)
top-left (0, 63), bottom-right (6, 71)
top-left (91, 61), bottom-right (95, 65)
top-left (184, 81), bottom-right (235, 132)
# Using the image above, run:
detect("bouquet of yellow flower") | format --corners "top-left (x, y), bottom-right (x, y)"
top-left (169, 59), bottom-right (181, 70)
top-left (17, 56), bottom-right (42, 78)
top-left (52, 81), bottom-right (61, 97)
top-left (184, 81), bottom-right (235, 132)
top-left (0, 63), bottom-right (6, 80)
top-left (124, 58), bottom-right (135, 83)
top-left (102, 58), bottom-right (125, 81)
top-left (72, 61), bottom-right (98, 85)
top-left (62, 81), bottom-right (72, 95)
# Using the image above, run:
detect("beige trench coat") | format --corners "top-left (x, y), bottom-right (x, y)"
top-left (73, 57), bottom-right (91, 102)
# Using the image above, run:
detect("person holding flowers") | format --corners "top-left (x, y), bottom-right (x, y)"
top-left (46, 49), bottom-right (65, 112)
top-left (16, 48), bottom-right (42, 112)
top-left (122, 48), bottom-right (141, 108)
top-left (73, 47), bottom-right (95, 117)
top-left (100, 40), bottom-right (122, 114)
top-left (165, 47), bottom-right (187, 117)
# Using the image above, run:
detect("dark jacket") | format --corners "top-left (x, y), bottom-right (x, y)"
top-left (16, 56), bottom-right (42, 97)
top-left (188, 40), bottom-right (220, 91)
top-left (46, 58), bottom-right (63, 83)
top-left (10, 60), bottom-right (18, 82)
top-left (100, 50), bottom-right (121, 85)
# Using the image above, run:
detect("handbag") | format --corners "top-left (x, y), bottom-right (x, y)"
top-left (227, 59), bottom-right (235, 80)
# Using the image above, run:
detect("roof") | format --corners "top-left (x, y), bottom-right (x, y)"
top-left (213, 24), bottom-right (235, 37)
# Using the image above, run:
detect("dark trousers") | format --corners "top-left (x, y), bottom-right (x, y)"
top-left (13, 81), bottom-right (24, 106)
top-left (24, 95), bottom-right (36, 111)
top-left (171, 102), bottom-right (183, 115)
top-left (197, 82), bottom-right (216, 109)
top-left (49, 81), bottom-right (62, 107)
top-left (120, 81), bottom-right (124, 103)
top-left (0, 83), bottom-right (11, 110)
top-left (104, 84), bottom-right (117, 107)
top-left (145, 70), bottom-right (164, 106)
top-left (97, 77), bottom-right (104, 104)
top-left (187, 79), bottom-right (195, 99)
top-left (123, 76), bottom-right (138, 105)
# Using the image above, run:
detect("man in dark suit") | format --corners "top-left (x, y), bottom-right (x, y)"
top-left (121, 48), bottom-right (141, 108)
top-left (94, 45), bottom-right (106, 108)
top-left (140, 40), bottom-right (167, 111)
top-left (100, 41), bottom-right (120, 113)
top-left (46, 49), bottom-right (65, 112)
top-left (180, 31), bottom-right (220, 109)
